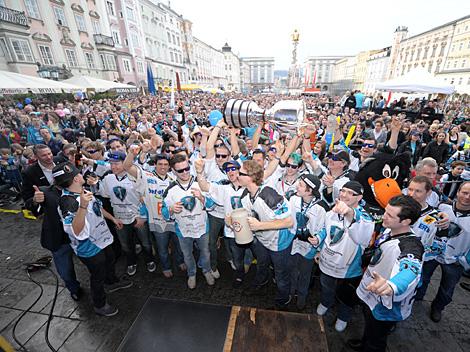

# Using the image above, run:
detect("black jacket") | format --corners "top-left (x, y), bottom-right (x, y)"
top-left (21, 162), bottom-right (51, 210)
top-left (397, 141), bottom-right (424, 166)
top-left (85, 125), bottom-right (101, 141)
top-left (25, 185), bottom-right (70, 252)
top-left (344, 95), bottom-right (356, 109)
top-left (422, 141), bottom-right (449, 165)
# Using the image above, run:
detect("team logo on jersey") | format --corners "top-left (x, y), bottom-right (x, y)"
top-left (369, 247), bottom-right (383, 266)
top-left (181, 196), bottom-right (196, 212)
top-left (231, 196), bottom-right (242, 209)
top-left (113, 186), bottom-right (127, 201)
top-left (92, 201), bottom-right (102, 217)
top-left (285, 190), bottom-right (296, 200)
top-left (329, 225), bottom-right (344, 245)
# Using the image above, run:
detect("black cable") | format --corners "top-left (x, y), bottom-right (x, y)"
top-left (12, 268), bottom-right (44, 352)
top-left (12, 260), bottom-right (59, 352)
top-left (43, 267), bottom-right (59, 352)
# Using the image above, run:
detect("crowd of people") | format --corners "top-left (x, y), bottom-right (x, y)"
top-left (1, 91), bottom-right (469, 352)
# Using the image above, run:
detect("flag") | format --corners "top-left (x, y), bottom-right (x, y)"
top-left (176, 72), bottom-right (181, 92)
top-left (147, 64), bottom-right (156, 96)
top-left (311, 69), bottom-right (316, 88)
top-left (170, 72), bottom-right (175, 109)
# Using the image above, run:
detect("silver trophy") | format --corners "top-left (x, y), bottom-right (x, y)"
top-left (223, 99), bottom-right (306, 134)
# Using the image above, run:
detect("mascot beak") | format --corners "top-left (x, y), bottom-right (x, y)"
top-left (368, 177), bottom-right (402, 208)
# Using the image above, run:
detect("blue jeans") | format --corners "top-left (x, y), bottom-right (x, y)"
top-left (116, 222), bottom-right (154, 266)
top-left (289, 253), bottom-right (314, 300)
top-left (416, 259), bottom-right (464, 312)
top-left (51, 243), bottom-right (80, 295)
top-left (208, 214), bottom-right (225, 270)
top-left (319, 272), bottom-right (360, 322)
top-left (253, 240), bottom-right (291, 305)
top-left (151, 231), bottom-right (184, 272)
top-left (226, 237), bottom-right (256, 281)
top-left (178, 234), bottom-right (211, 277)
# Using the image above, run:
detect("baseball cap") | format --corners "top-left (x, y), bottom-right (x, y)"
top-left (222, 160), bottom-right (241, 171)
top-left (327, 150), bottom-right (350, 163)
top-left (342, 181), bottom-right (364, 196)
top-left (52, 162), bottom-right (80, 186)
top-left (300, 174), bottom-right (321, 192)
top-left (107, 150), bottom-right (126, 162)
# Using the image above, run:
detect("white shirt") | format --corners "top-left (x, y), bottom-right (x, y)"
top-left (39, 161), bottom-right (54, 185)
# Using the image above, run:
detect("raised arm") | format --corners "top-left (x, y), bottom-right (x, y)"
top-left (206, 120), bottom-right (226, 159)
top-left (229, 128), bottom-right (240, 157)
top-left (194, 159), bottom-right (210, 192)
top-left (123, 145), bottom-right (139, 179)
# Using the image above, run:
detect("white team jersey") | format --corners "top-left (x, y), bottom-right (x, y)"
top-left (162, 177), bottom-right (207, 238)
top-left (59, 189), bottom-right (113, 258)
top-left (429, 203), bottom-right (470, 269)
top-left (240, 185), bottom-right (293, 251)
top-left (207, 181), bottom-right (244, 238)
top-left (204, 157), bottom-right (227, 218)
top-left (289, 195), bottom-right (327, 259)
top-left (411, 205), bottom-right (441, 259)
top-left (357, 232), bottom-right (423, 322)
top-left (319, 206), bottom-right (374, 278)
top-left (99, 173), bottom-right (141, 224)
top-left (129, 166), bottom-right (175, 233)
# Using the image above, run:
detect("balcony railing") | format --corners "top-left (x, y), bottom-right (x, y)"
top-left (0, 6), bottom-right (29, 27)
top-left (93, 34), bottom-right (114, 47)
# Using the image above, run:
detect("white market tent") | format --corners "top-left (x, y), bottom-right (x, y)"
top-left (62, 75), bottom-right (137, 92)
top-left (0, 70), bottom-right (80, 94)
top-left (376, 68), bottom-right (455, 94)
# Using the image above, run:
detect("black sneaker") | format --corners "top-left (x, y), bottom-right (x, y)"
top-left (430, 307), bottom-right (442, 322)
top-left (460, 282), bottom-right (470, 291)
top-left (232, 278), bottom-right (243, 289)
top-left (105, 279), bottom-right (133, 293)
top-left (70, 287), bottom-right (83, 301)
top-left (346, 339), bottom-right (363, 351)
top-left (275, 295), bottom-right (292, 310)
top-left (94, 303), bottom-right (118, 317)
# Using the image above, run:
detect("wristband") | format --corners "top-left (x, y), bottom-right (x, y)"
top-left (79, 205), bottom-right (87, 210)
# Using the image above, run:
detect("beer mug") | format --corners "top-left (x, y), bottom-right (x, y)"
top-left (231, 208), bottom-right (254, 245)
top-left (223, 99), bottom-right (306, 134)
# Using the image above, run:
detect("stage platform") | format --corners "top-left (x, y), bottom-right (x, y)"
top-left (117, 297), bottom-right (328, 352)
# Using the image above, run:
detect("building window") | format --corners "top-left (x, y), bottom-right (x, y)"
top-left (106, 1), bottom-right (115, 16)
top-left (64, 49), bottom-right (78, 67)
top-left (177, 37), bottom-right (180, 46)
top-left (167, 32), bottom-right (171, 42)
top-left (106, 55), bottom-right (116, 70)
top-left (123, 58), bottom-right (131, 72)
top-left (38, 45), bottom-right (54, 65)
top-left (467, 77), bottom-right (470, 85)
top-left (454, 61), bottom-right (457, 68)
top-left (92, 20), bottom-right (101, 35)
top-left (10, 38), bottom-right (34, 62)
top-left (170, 52), bottom-right (174, 62)
top-left (458, 77), bottom-right (463, 85)
top-left (85, 52), bottom-right (95, 68)
top-left (130, 32), bottom-right (139, 48)
top-left (75, 14), bottom-right (87, 32)
top-left (462, 60), bottom-right (466, 68)
top-left (137, 61), bottom-right (144, 73)
top-left (111, 30), bottom-right (120, 45)
top-left (24, 0), bottom-right (41, 19)
top-left (126, 6), bottom-right (135, 21)
top-left (53, 7), bottom-right (67, 26)
top-left (0, 38), bottom-right (12, 61)
top-left (100, 54), bottom-right (107, 69)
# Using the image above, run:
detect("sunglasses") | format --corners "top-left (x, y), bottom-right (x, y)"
top-left (215, 154), bottom-right (229, 159)
top-left (328, 154), bottom-right (343, 161)
top-left (269, 147), bottom-right (277, 152)
top-left (286, 163), bottom-right (299, 169)
top-left (238, 171), bottom-right (250, 177)
top-left (174, 147), bottom-right (187, 152)
top-left (225, 166), bottom-right (238, 172)
top-left (86, 149), bottom-right (98, 154)
top-left (174, 166), bottom-right (191, 173)
top-left (214, 143), bottom-right (224, 148)
top-left (361, 143), bottom-right (375, 148)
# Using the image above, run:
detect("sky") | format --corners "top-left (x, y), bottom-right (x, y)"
top-left (168, 0), bottom-right (470, 70)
